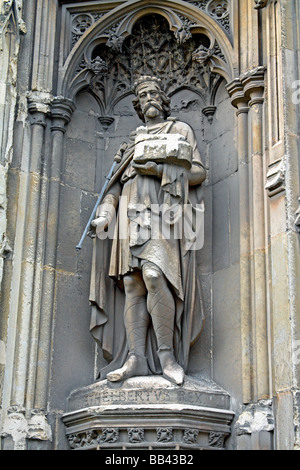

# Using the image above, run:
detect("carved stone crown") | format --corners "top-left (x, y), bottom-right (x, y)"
top-left (133, 76), bottom-right (164, 94)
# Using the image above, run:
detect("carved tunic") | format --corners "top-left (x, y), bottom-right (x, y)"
top-left (108, 119), bottom-right (202, 299)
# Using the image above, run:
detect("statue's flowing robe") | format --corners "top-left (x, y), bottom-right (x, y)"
top-left (89, 118), bottom-right (205, 379)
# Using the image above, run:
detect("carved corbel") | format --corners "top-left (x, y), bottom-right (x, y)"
top-left (202, 105), bottom-right (216, 123)
top-left (87, 56), bottom-right (108, 77)
top-left (254, 0), bottom-right (268, 9)
top-left (50, 96), bottom-right (75, 132)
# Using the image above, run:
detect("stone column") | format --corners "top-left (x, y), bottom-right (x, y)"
top-left (228, 66), bottom-right (269, 403)
top-left (1, 92), bottom-right (52, 450)
top-left (33, 97), bottom-right (75, 413)
top-left (227, 79), bottom-right (252, 404)
top-left (10, 93), bottom-right (51, 410)
top-left (1, 95), bottom-right (74, 450)
top-left (242, 67), bottom-right (269, 402)
top-left (228, 66), bottom-right (273, 449)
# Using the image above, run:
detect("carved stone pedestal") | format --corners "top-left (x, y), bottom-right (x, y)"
top-left (62, 376), bottom-right (234, 450)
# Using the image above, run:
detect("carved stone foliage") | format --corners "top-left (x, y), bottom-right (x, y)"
top-left (67, 428), bottom-right (120, 449)
top-left (66, 426), bottom-right (230, 449)
top-left (208, 431), bottom-right (226, 448)
top-left (128, 428), bottom-right (145, 443)
top-left (156, 427), bottom-right (173, 443)
top-left (76, 14), bottom-right (224, 119)
top-left (182, 428), bottom-right (199, 444)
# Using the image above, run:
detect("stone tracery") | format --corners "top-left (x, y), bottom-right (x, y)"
top-left (71, 13), bottom-right (227, 121)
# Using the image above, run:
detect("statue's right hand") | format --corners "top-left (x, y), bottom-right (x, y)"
top-left (90, 216), bottom-right (108, 233)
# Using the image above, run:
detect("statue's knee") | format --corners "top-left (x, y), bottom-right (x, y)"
top-left (123, 275), bottom-right (137, 295)
top-left (143, 265), bottom-right (163, 291)
top-left (123, 273), bottom-right (145, 296)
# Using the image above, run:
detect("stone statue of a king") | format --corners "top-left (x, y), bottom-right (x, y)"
top-left (89, 76), bottom-right (206, 386)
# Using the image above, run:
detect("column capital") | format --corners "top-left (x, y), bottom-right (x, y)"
top-left (227, 67), bottom-right (266, 110)
top-left (226, 79), bottom-right (248, 111)
top-left (50, 96), bottom-right (75, 132)
top-left (240, 66), bottom-right (266, 103)
top-left (27, 91), bottom-right (53, 115)
top-left (27, 90), bottom-right (53, 126)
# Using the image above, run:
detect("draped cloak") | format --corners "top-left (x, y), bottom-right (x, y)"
top-left (89, 118), bottom-right (205, 379)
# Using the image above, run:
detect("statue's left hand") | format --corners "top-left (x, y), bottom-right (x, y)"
top-left (132, 161), bottom-right (162, 177)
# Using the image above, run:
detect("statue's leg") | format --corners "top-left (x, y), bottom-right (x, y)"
top-left (107, 271), bottom-right (149, 382)
top-left (142, 263), bottom-right (184, 385)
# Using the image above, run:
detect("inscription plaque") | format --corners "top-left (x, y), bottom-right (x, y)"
top-left (66, 376), bottom-right (231, 412)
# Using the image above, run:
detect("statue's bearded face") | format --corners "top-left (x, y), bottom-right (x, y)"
top-left (137, 83), bottom-right (164, 120)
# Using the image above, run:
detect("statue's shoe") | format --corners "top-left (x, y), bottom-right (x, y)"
top-left (106, 354), bottom-right (148, 382)
top-left (158, 350), bottom-right (185, 385)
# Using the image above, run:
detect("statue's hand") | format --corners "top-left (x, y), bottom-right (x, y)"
top-left (88, 216), bottom-right (108, 237)
top-left (132, 161), bottom-right (163, 177)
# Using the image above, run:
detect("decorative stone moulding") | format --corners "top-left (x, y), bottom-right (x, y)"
top-left (265, 159), bottom-right (286, 197)
top-left (62, 376), bottom-right (234, 450)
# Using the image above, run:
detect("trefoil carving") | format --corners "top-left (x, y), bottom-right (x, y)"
top-left (190, 0), bottom-right (230, 36)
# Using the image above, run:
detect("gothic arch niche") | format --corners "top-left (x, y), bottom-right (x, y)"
top-left (78, 13), bottom-right (226, 123)
top-left (59, 4), bottom-right (237, 449)
top-left (63, 11), bottom-right (237, 381)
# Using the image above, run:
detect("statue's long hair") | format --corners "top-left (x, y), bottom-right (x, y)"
top-left (132, 76), bottom-right (171, 122)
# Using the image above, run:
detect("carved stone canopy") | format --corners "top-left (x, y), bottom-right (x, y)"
top-left (73, 13), bottom-right (227, 121)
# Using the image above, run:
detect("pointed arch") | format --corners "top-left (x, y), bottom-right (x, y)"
top-left (58, 0), bottom-right (235, 101)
